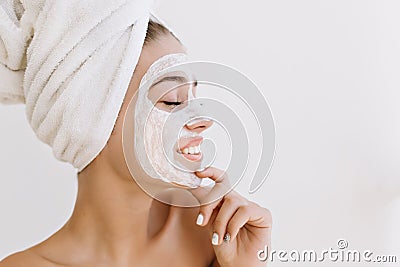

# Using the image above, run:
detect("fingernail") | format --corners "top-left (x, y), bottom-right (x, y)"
top-left (212, 232), bottom-right (219, 245)
top-left (196, 213), bottom-right (204, 226)
top-left (223, 233), bottom-right (231, 243)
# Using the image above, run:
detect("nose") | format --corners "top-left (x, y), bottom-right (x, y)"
top-left (185, 119), bottom-right (213, 134)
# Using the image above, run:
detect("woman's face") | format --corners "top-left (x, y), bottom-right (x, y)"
top-left (98, 33), bottom-right (212, 185)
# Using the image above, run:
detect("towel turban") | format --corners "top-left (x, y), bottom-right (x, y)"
top-left (0, 0), bottom-right (166, 172)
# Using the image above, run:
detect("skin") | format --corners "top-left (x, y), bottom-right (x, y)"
top-left (0, 33), bottom-right (272, 267)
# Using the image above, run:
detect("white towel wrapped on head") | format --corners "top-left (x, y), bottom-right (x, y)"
top-left (0, 0), bottom-right (156, 172)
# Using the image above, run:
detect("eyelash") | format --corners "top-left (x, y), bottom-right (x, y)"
top-left (162, 101), bottom-right (182, 106)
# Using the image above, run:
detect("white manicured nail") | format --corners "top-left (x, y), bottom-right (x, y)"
top-left (196, 213), bottom-right (204, 225)
top-left (212, 232), bottom-right (219, 245)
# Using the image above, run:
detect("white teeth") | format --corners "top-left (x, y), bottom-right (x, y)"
top-left (181, 145), bottom-right (201, 155)
top-left (188, 147), bottom-right (195, 154)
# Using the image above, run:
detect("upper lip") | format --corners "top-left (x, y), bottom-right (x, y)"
top-left (177, 136), bottom-right (203, 152)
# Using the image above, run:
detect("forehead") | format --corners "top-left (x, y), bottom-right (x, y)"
top-left (147, 72), bottom-right (195, 102)
top-left (138, 34), bottom-right (187, 78)
top-left (123, 34), bottom-right (187, 103)
top-left (150, 74), bottom-right (189, 88)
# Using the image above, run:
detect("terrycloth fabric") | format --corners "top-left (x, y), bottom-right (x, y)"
top-left (0, 0), bottom-right (156, 171)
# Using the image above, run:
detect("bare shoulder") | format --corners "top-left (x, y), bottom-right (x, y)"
top-left (0, 250), bottom-right (55, 267)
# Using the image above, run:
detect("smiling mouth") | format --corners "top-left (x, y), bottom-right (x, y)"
top-left (177, 136), bottom-right (203, 161)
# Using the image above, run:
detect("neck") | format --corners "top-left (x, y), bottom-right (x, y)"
top-left (63, 161), bottom-right (155, 261)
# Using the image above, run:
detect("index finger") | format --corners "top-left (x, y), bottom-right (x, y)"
top-left (191, 167), bottom-right (232, 206)
top-left (195, 167), bottom-right (228, 184)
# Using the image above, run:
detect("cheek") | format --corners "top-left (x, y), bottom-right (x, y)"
top-left (104, 105), bottom-right (133, 179)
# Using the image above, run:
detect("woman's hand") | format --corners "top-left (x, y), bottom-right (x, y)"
top-left (192, 167), bottom-right (272, 267)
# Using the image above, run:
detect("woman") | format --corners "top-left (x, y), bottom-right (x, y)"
top-left (1, 15), bottom-right (271, 267)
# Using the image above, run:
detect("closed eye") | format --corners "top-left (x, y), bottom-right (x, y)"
top-left (162, 101), bottom-right (182, 106)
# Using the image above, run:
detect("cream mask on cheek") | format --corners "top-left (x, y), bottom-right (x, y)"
top-left (133, 53), bottom-right (214, 188)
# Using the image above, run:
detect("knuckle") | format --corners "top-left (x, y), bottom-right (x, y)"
top-left (202, 195), bottom-right (221, 206)
top-left (200, 205), bottom-right (213, 215)
top-left (224, 196), bottom-right (238, 206)
top-left (239, 204), bottom-right (251, 214)
top-left (242, 199), bottom-right (250, 206)
top-left (253, 203), bottom-right (271, 217)
top-left (263, 206), bottom-right (271, 215)
top-left (213, 218), bottom-right (226, 229)
top-left (214, 173), bottom-right (225, 183)
top-left (264, 208), bottom-right (273, 221)
top-left (227, 219), bottom-right (239, 232)
top-left (225, 192), bottom-right (245, 205)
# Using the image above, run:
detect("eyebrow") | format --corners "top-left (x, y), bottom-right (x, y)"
top-left (150, 76), bottom-right (197, 88)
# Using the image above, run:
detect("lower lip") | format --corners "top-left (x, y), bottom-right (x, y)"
top-left (180, 152), bottom-right (202, 162)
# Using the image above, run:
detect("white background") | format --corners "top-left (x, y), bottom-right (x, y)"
top-left (1, 0), bottom-right (400, 265)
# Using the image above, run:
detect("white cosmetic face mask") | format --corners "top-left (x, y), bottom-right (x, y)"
top-left (133, 53), bottom-right (213, 188)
